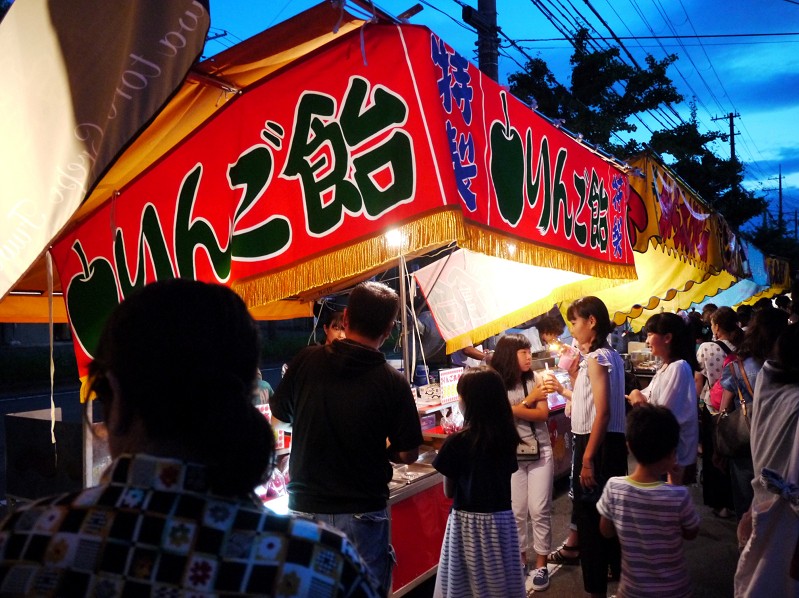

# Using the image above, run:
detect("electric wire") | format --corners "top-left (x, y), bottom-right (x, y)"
top-left (666, 0), bottom-right (770, 183)
top-left (529, 0), bottom-right (665, 135)
top-left (583, 0), bottom-right (683, 127)
top-left (620, 0), bottom-right (724, 143)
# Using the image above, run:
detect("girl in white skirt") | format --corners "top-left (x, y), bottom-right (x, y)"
top-left (433, 366), bottom-right (526, 597)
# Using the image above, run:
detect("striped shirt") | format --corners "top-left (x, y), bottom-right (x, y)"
top-left (597, 476), bottom-right (700, 598)
top-left (570, 347), bottom-right (626, 435)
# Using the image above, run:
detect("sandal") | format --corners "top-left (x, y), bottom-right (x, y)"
top-left (548, 543), bottom-right (580, 565)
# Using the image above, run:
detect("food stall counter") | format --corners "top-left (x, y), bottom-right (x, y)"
top-left (263, 459), bottom-right (451, 597)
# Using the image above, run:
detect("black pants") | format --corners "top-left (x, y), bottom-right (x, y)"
top-left (572, 431), bottom-right (627, 595)
top-left (700, 404), bottom-right (734, 510)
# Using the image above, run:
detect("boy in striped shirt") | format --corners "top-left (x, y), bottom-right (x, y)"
top-left (597, 404), bottom-right (700, 598)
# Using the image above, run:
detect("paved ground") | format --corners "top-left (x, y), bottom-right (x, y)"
top-left (406, 457), bottom-right (739, 597)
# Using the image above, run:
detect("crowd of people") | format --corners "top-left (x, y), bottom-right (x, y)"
top-left (0, 278), bottom-right (796, 597)
top-left (433, 294), bottom-right (798, 597)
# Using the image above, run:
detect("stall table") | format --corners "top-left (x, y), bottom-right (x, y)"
top-left (262, 465), bottom-right (450, 597)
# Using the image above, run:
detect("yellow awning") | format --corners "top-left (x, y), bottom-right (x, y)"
top-left (579, 242), bottom-right (732, 328)
top-left (626, 269), bottom-right (737, 331)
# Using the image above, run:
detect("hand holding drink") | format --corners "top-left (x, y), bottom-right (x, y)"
top-left (557, 344), bottom-right (579, 372)
top-left (543, 364), bottom-right (561, 394)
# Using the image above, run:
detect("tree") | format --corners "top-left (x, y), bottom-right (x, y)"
top-left (648, 104), bottom-right (768, 230)
top-left (507, 31), bottom-right (770, 233)
top-left (508, 28), bottom-right (682, 156)
top-left (747, 217), bottom-right (799, 272)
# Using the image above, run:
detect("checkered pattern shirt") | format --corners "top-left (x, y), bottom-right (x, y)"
top-left (0, 454), bottom-right (381, 597)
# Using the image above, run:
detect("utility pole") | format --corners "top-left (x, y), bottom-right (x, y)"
top-left (711, 112), bottom-right (740, 161)
top-left (462, 0), bottom-right (499, 81)
top-left (779, 165), bottom-right (784, 230)
top-left (769, 165), bottom-right (785, 229)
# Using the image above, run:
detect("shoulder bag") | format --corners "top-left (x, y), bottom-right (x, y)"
top-left (714, 357), bottom-right (753, 458)
top-left (517, 380), bottom-right (540, 461)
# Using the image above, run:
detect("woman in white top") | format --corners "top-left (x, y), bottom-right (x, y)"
top-left (628, 312), bottom-right (699, 486)
top-left (548, 297), bottom-right (627, 598)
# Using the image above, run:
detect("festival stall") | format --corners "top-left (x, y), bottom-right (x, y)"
top-left (411, 150), bottom-right (759, 415)
top-left (4, 4), bottom-right (638, 594)
top-left (666, 240), bottom-right (791, 314)
top-left (0, 1), bottom-right (362, 324)
top-left (600, 152), bottom-right (790, 329)
top-left (411, 149), bottom-right (748, 354)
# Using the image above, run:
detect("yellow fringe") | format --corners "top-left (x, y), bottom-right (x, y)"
top-left (608, 274), bottom-right (711, 327)
top-left (232, 209), bottom-right (466, 307)
top-left (461, 223), bottom-right (638, 281)
top-left (79, 374), bottom-right (92, 403)
top-left (642, 236), bottom-right (718, 274)
top-left (233, 209), bottom-right (642, 313)
top-left (737, 285), bottom-right (789, 307)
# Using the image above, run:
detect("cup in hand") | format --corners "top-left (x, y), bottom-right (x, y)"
top-left (558, 346), bottom-right (578, 371)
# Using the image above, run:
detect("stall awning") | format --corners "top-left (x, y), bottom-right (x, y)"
top-left (0, 0), bottom-right (210, 298)
top-left (41, 15), bottom-right (635, 375)
top-left (413, 248), bottom-right (630, 352)
top-left (589, 241), bottom-right (737, 329)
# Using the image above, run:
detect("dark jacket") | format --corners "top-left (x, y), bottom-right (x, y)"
top-left (271, 339), bottom-right (423, 513)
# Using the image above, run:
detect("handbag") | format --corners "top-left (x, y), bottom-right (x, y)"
top-left (517, 435), bottom-right (540, 461)
top-left (714, 358), bottom-right (753, 458)
top-left (516, 380), bottom-right (540, 461)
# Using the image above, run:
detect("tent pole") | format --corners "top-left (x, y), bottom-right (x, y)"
top-left (83, 406), bottom-right (93, 489)
top-left (399, 255), bottom-right (411, 383)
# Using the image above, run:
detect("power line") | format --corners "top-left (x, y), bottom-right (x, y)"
top-left (585, 0), bottom-right (683, 127)
top-left (516, 31), bottom-right (799, 41)
top-left (620, 0), bottom-right (725, 141)
top-left (528, 0), bottom-right (682, 132)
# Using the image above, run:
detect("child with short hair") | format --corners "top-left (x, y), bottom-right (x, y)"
top-left (433, 366), bottom-right (526, 597)
top-left (597, 404), bottom-right (700, 598)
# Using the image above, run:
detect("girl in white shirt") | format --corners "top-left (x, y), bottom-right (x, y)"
top-left (628, 312), bottom-right (700, 486)
top-left (491, 334), bottom-right (553, 591)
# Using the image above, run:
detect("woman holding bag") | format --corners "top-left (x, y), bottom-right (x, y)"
top-left (718, 306), bottom-right (787, 521)
top-left (734, 323), bottom-right (799, 596)
top-left (491, 333), bottom-right (553, 592)
top-left (695, 306), bottom-right (741, 519)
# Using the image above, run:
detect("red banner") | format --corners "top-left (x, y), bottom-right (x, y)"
top-left (51, 24), bottom-right (632, 372)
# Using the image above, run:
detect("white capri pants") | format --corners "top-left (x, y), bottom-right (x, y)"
top-left (511, 445), bottom-right (554, 557)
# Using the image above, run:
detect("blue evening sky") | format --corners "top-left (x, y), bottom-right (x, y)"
top-left (207, 0), bottom-right (799, 227)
